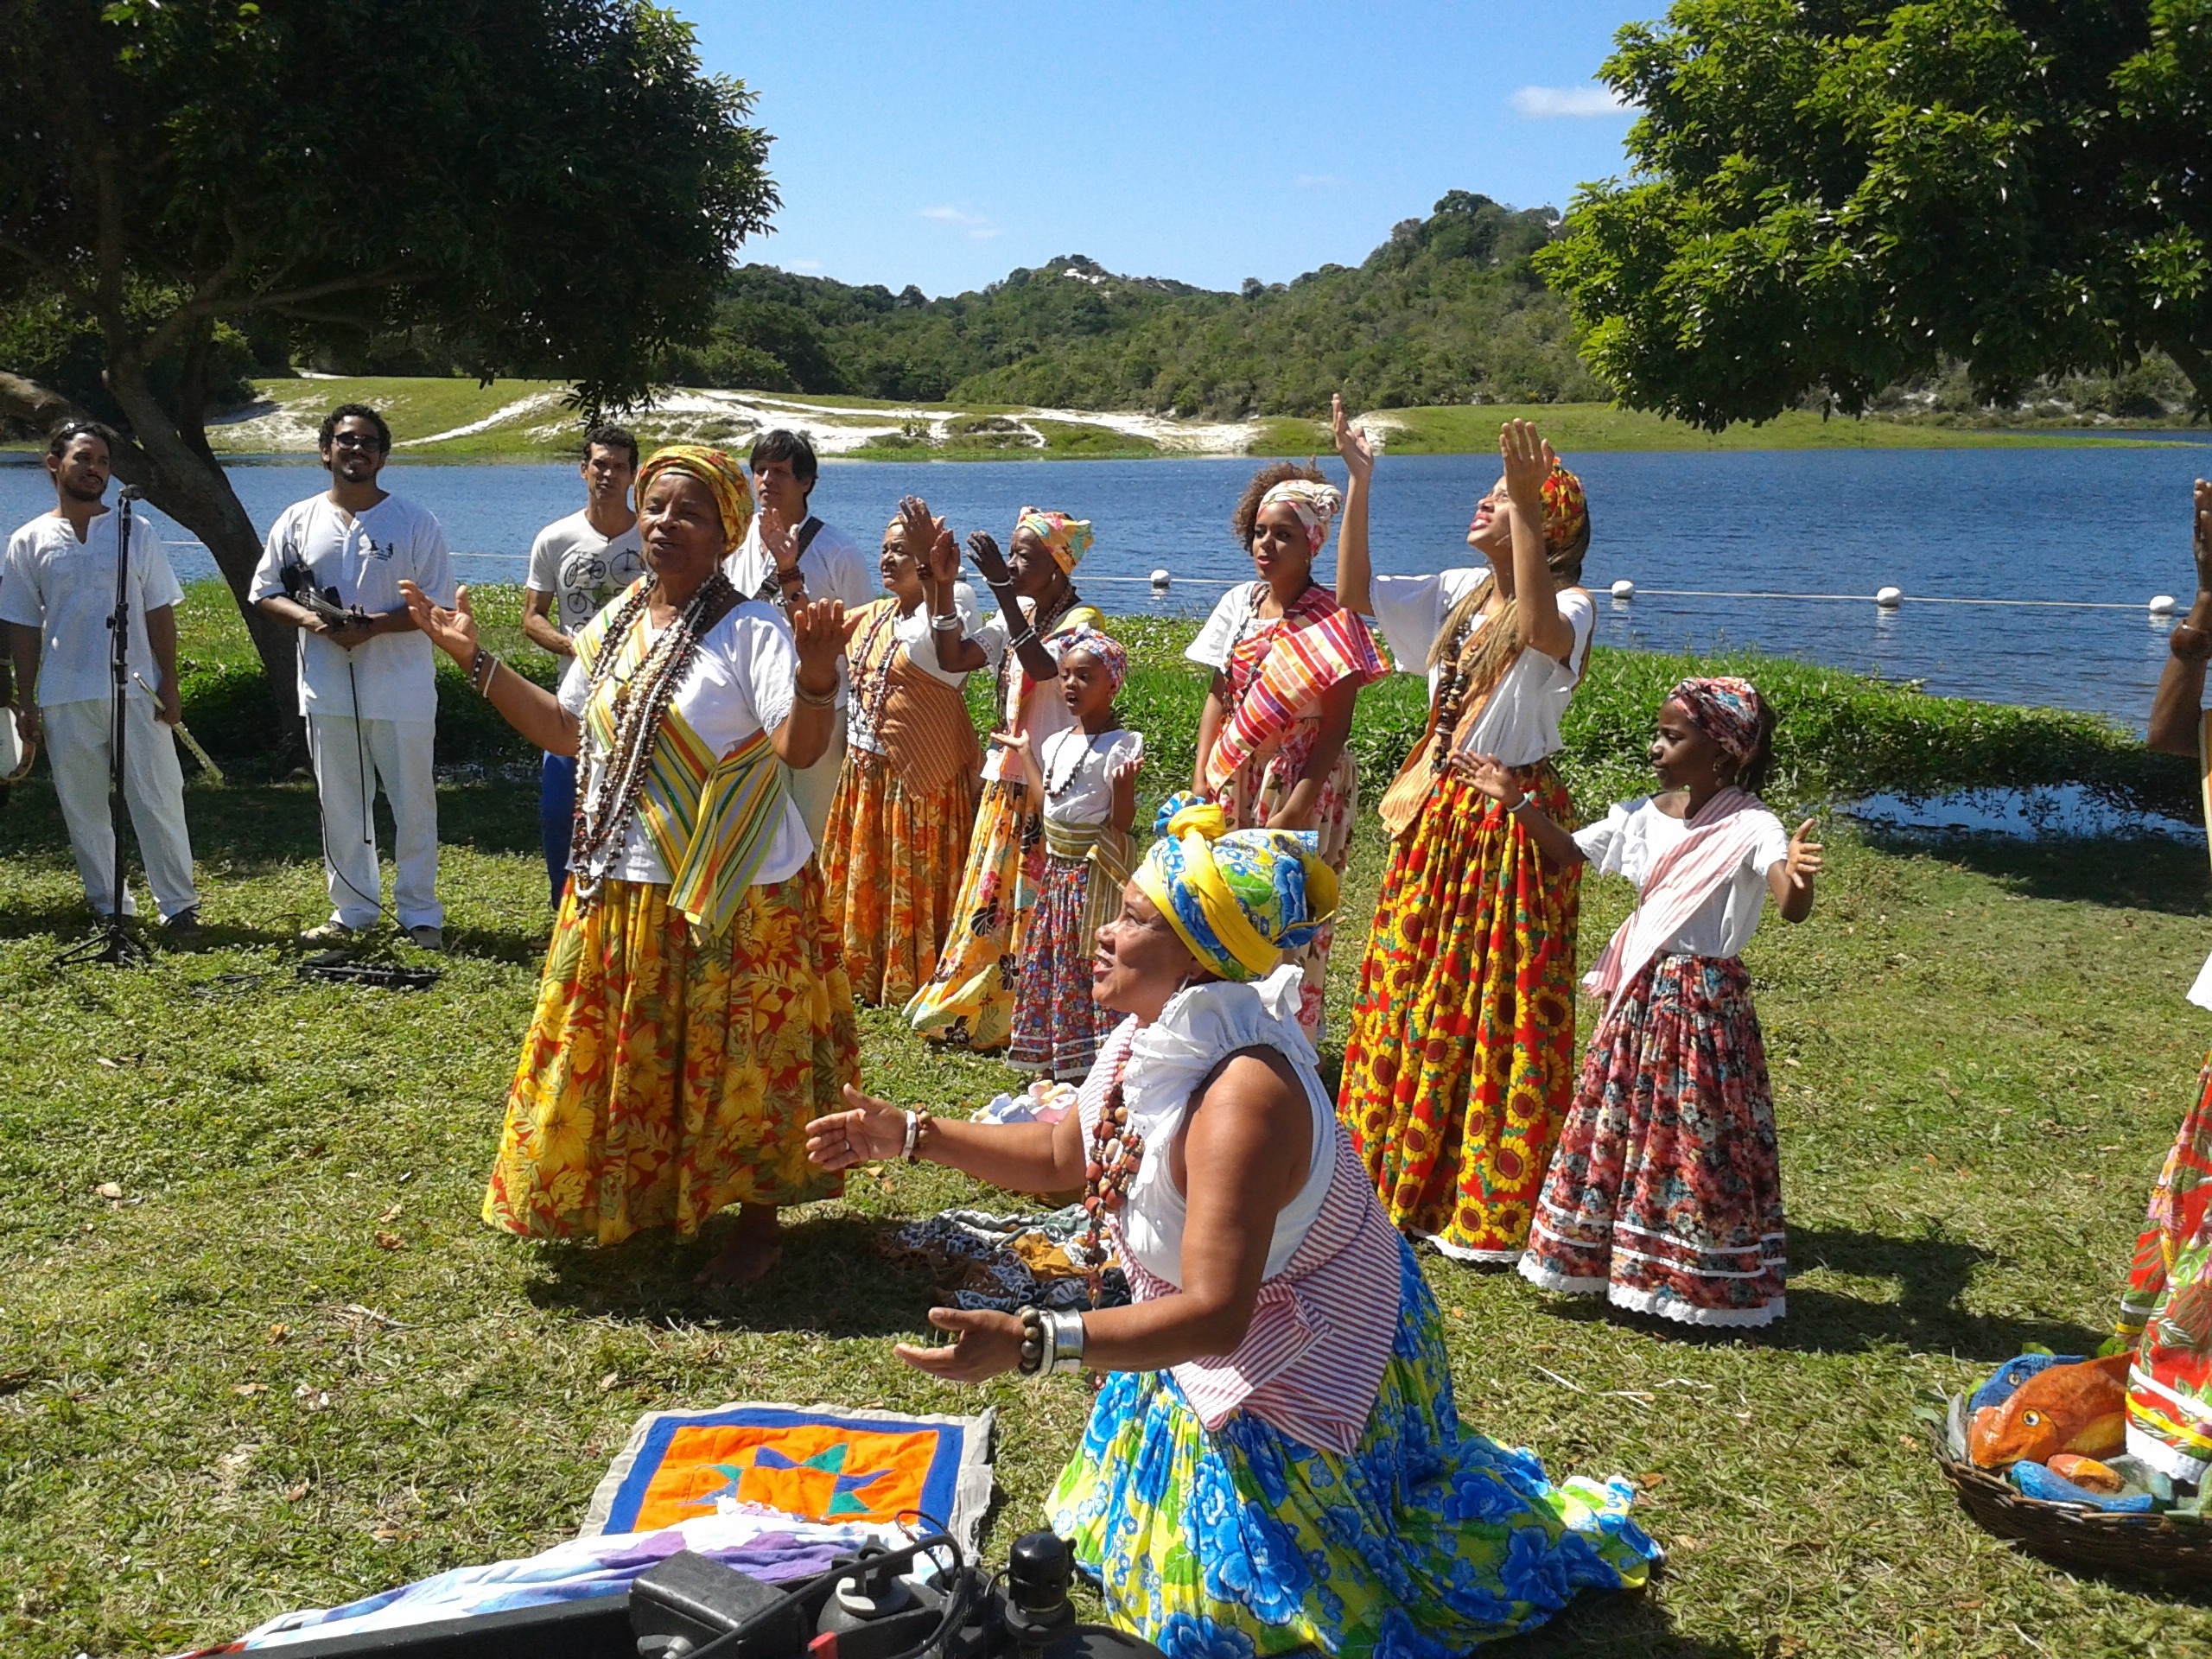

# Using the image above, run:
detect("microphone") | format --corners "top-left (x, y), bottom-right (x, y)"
top-left (118, 485), bottom-right (144, 502)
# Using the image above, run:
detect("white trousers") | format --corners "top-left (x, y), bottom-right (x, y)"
top-left (44, 695), bottom-right (200, 921)
top-left (308, 714), bottom-right (442, 930)
top-left (783, 709), bottom-right (847, 851)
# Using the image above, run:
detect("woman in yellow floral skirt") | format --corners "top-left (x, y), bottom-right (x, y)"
top-left (1332, 406), bottom-right (1595, 1264)
top-left (400, 444), bottom-right (856, 1287)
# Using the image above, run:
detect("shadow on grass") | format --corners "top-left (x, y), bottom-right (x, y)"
top-left (523, 1211), bottom-right (947, 1338)
top-left (1521, 1226), bottom-right (2106, 1362)
top-left (1485, 1584), bottom-right (1762, 1658)
top-left (1862, 826), bottom-right (2212, 917)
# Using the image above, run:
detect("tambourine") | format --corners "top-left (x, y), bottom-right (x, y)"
top-left (0, 712), bottom-right (35, 784)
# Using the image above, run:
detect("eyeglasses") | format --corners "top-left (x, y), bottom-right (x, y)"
top-left (330, 432), bottom-right (382, 450)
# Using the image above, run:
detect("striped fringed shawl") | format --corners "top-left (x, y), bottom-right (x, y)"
top-left (574, 601), bottom-right (791, 939)
top-left (1203, 585), bottom-right (1384, 794)
top-left (1079, 991), bottom-right (1403, 1454)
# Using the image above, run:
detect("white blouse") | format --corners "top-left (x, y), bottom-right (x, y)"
top-left (1368, 570), bottom-right (1593, 768)
top-left (846, 582), bottom-right (987, 755)
top-left (1574, 796), bottom-right (1793, 960)
top-left (1109, 965), bottom-right (1335, 1283)
top-left (557, 601), bottom-right (813, 888)
top-left (1039, 728), bottom-right (1144, 830)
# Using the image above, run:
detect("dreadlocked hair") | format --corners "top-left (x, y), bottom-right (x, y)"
top-left (566, 570), bottom-right (739, 906)
top-left (1422, 505), bottom-right (1592, 773)
top-left (1230, 459), bottom-right (1329, 548)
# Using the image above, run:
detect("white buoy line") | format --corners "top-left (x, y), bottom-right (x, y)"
top-left (1605, 583), bottom-right (2182, 614)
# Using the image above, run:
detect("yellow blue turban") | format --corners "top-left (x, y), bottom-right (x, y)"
top-left (1015, 505), bottom-right (1094, 574)
top-left (636, 444), bottom-right (756, 551)
top-left (1135, 792), bottom-right (1338, 982)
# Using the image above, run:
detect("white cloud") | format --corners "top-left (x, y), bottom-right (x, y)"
top-left (1510, 84), bottom-right (1637, 119)
top-left (919, 206), bottom-right (1001, 241)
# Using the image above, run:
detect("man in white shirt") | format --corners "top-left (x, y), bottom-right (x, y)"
top-left (249, 404), bottom-right (456, 950)
top-left (721, 429), bottom-right (874, 842)
top-left (0, 421), bottom-right (200, 931)
top-left (521, 423), bottom-right (643, 906)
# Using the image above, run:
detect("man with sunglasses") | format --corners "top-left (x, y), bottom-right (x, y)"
top-left (249, 404), bottom-right (456, 950)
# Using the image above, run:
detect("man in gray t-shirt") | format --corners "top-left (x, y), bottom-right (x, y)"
top-left (521, 424), bottom-right (642, 906)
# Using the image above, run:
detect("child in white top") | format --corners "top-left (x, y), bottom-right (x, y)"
top-left (1001, 628), bottom-right (1142, 1079)
top-left (1471, 676), bottom-right (1820, 1327)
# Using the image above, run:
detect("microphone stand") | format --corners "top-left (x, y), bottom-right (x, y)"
top-left (56, 485), bottom-right (149, 967)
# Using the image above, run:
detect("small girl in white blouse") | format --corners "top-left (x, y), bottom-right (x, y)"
top-left (999, 626), bottom-right (1143, 1080)
top-left (1464, 676), bottom-right (1821, 1329)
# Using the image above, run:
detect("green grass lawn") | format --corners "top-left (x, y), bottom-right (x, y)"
top-left (4, 614), bottom-right (2212, 1656)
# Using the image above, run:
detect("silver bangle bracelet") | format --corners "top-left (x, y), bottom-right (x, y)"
top-left (1045, 1308), bottom-right (1086, 1375)
top-left (793, 678), bottom-right (838, 709)
top-left (929, 612), bottom-right (965, 632)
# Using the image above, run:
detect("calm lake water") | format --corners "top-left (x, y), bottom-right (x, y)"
top-left (5, 442), bottom-right (2209, 726)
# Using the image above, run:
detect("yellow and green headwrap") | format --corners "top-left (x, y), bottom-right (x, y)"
top-left (1015, 505), bottom-right (1095, 575)
top-left (1135, 792), bottom-right (1339, 982)
top-left (637, 444), bottom-right (756, 550)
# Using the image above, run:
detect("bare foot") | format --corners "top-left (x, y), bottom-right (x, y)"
top-left (695, 1207), bottom-right (781, 1288)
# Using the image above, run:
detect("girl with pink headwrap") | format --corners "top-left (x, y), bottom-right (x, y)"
top-left (1185, 461), bottom-right (1384, 1037)
top-left (1461, 676), bottom-right (1823, 1327)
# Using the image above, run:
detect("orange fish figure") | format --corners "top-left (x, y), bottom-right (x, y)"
top-left (1967, 1353), bottom-right (2133, 1469)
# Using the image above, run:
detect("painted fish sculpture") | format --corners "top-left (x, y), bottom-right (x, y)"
top-left (1967, 1352), bottom-right (2133, 1469)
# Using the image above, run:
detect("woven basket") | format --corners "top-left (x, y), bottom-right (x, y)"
top-left (1923, 1402), bottom-right (2212, 1580)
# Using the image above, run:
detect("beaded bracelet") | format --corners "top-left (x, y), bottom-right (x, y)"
top-left (1017, 1306), bottom-right (1048, 1376)
top-left (470, 647), bottom-right (502, 697)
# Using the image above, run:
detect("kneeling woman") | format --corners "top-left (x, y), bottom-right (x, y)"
top-left (401, 445), bottom-right (858, 1287)
top-left (808, 802), bottom-right (1657, 1658)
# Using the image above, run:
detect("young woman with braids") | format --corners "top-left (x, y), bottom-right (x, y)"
top-left (1185, 459), bottom-right (1383, 1036)
top-left (398, 445), bottom-right (856, 1288)
top-left (1331, 404), bottom-right (1596, 1265)
top-left (902, 496), bottom-right (1103, 1052)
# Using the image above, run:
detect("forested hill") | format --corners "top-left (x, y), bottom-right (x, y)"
top-left (662, 192), bottom-right (1604, 419)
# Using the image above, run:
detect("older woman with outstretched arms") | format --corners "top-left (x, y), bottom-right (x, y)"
top-left (807, 802), bottom-right (1657, 1658)
top-left (400, 444), bottom-right (858, 1287)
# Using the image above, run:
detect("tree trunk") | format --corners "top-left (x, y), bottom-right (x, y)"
top-left (100, 353), bottom-right (305, 751)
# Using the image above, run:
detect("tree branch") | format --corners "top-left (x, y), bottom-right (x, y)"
top-left (0, 371), bottom-right (152, 477)
top-left (141, 264), bottom-right (426, 361)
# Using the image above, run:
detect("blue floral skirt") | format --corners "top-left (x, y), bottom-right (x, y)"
top-left (1048, 1239), bottom-right (1660, 1657)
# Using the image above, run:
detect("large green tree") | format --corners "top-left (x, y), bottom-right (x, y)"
top-left (0, 0), bottom-right (773, 694)
top-left (1541, 0), bottom-right (2212, 429)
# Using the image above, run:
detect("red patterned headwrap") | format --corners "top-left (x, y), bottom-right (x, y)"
top-left (1668, 676), bottom-right (1767, 765)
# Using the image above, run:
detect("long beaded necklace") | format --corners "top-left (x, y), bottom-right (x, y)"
top-left (1426, 590), bottom-right (1493, 775)
top-left (851, 600), bottom-right (906, 741)
top-left (1076, 1060), bottom-right (1142, 1306)
top-left (568, 571), bottom-right (736, 903)
top-left (1043, 729), bottom-right (1098, 801)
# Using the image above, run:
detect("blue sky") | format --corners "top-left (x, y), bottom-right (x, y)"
top-left (686, 2), bottom-right (1656, 298)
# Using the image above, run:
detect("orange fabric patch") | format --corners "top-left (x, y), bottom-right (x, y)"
top-left (626, 1422), bottom-right (948, 1534)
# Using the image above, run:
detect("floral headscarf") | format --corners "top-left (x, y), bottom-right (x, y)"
top-left (1471, 461), bottom-right (1588, 553)
top-left (1669, 676), bottom-right (1767, 765)
top-left (1057, 625), bottom-right (1128, 690)
top-left (637, 445), bottom-right (756, 550)
top-left (1015, 505), bottom-right (1095, 575)
top-left (1257, 479), bottom-right (1344, 553)
top-left (1135, 793), bottom-right (1338, 982)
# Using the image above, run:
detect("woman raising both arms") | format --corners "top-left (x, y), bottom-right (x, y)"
top-left (399, 445), bottom-right (857, 1288)
top-left (806, 804), bottom-right (1658, 1659)
top-left (1332, 402), bottom-right (1596, 1264)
